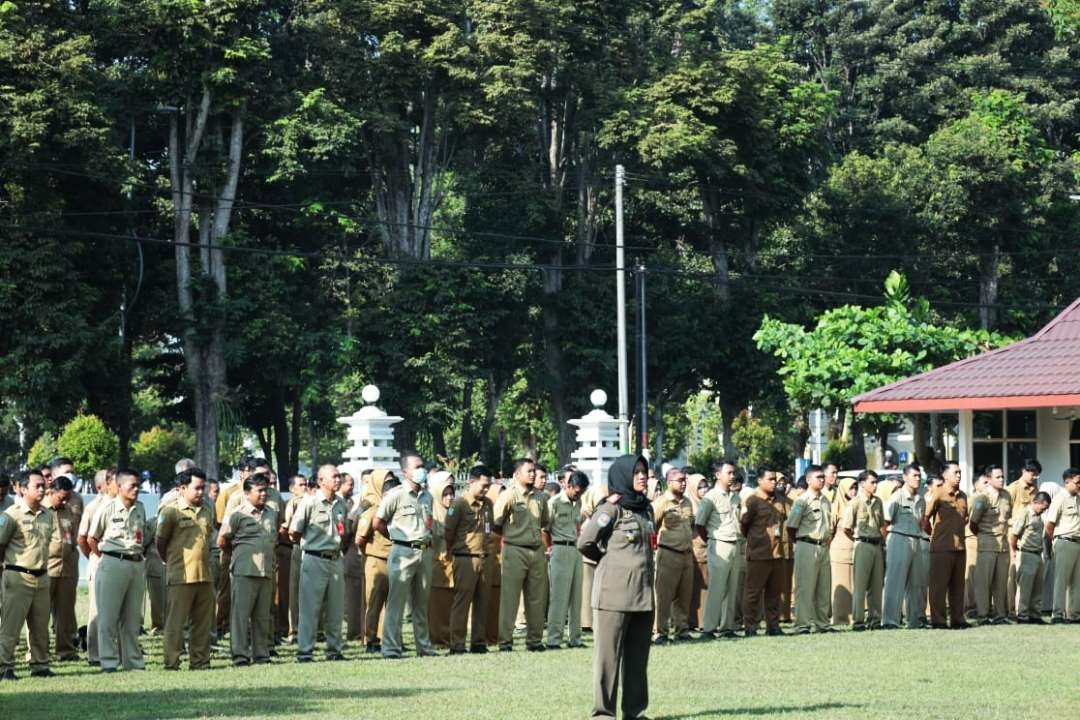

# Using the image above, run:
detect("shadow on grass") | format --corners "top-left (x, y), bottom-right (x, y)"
top-left (654, 702), bottom-right (862, 719)
top-left (5, 685), bottom-right (438, 720)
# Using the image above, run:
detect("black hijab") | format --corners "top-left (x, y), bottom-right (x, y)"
top-left (607, 454), bottom-right (650, 513)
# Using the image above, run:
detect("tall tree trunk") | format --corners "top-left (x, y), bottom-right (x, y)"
top-left (459, 380), bottom-right (476, 460)
top-left (978, 243), bottom-right (1000, 330)
top-left (700, 184), bottom-right (730, 300)
top-left (849, 415), bottom-right (867, 469)
top-left (272, 387), bottom-right (290, 484)
top-left (718, 397), bottom-right (739, 461)
top-left (289, 388), bottom-right (301, 487)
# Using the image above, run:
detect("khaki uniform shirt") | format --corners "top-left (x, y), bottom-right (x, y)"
top-left (652, 492), bottom-right (694, 552)
top-left (546, 491), bottom-right (582, 544)
top-left (78, 495), bottom-right (104, 539)
top-left (46, 500), bottom-right (79, 577)
top-left (216, 482), bottom-right (243, 524)
top-left (66, 492), bottom-right (84, 522)
top-left (883, 488), bottom-right (925, 537)
top-left (221, 501), bottom-right (278, 578)
top-left (970, 489), bottom-right (1011, 552)
top-left (842, 493), bottom-right (885, 540)
top-left (291, 491), bottom-right (348, 553)
top-left (445, 491), bottom-right (494, 556)
top-left (1007, 480), bottom-right (1037, 517)
top-left (786, 491), bottom-right (832, 543)
top-left (375, 486), bottom-right (433, 545)
top-left (145, 518), bottom-right (164, 577)
top-left (925, 487), bottom-right (968, 552)
top-left (1046, 491), bottom-right (1080, 539)
top-left (0, 495), bottom-right (13, 512)
top-left (1010, 507), bottom-right (1045, 554)
top-left (741, 490), bottom-right (787, 561)
top-left (0, 499), bottom-right (53, 570)
top-left (157, 498), bottom-right (215, 585)
top-left (88, 497), bottom-right (148, 557)
top-left (695, 487), bottom-right (742, 542)
top-left (493, 482), bottom-right (549, 549)
top-left (225, 484), bottom-right (285, 518)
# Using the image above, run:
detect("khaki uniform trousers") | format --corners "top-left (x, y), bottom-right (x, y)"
top-left (164, 581), bottom-right (214, 669)
top-left (450, 555), bottom-right (489, 650)
top-left (851, 540), bottom-right (883, 626)
top-left (485, 579), bottom-right (501, 646)
top-left (743, 558), bottom-right (783, 631)
top-left (363, 555), bottom-right (389, 644)
top-left (910, 539), bottom-right (930, 623)
top-left (146, 570), bottom-right (166, 632)
top-left (830, 561), bottom-right (853, 626)
top-left (274, 544), bottom-right (292, 638)
top-left (545, 545), bottom-right (583, 646)
top-left (689, 559), bottom-right (707, 630)
top-left (95, 555), bottom-right (146, 670)
top-left (297, 554), bottom-right (344, 657)
top-left (1006, 559), bottom-right (1017, 617)
top-left (1015, 550), bottom-right (1044, 620)
top-left (382, 545), bottom-right (433, 657)
top-left (215, 552), bottom-right (230, 636)
top-left (344, 548), bottom-right (365, 642)
top-left (288, 545), bottom-right (302, 637)
top-left (883, 533), bottom-right (920, 628)
top-left (48, 574), bottom-right (78, 659)
top-left (0, 570), bottom-right (50, 672)
top-left (964, 535), bottom-right (979, 612)
top-left (779, 558), bottom-right (794, 622)
top-left (793, 541), bottom-right (831, 631)
top-left (231, 574), bottom-right (273, 662)
top-left (592, 609), bottom-right (651, 720)
top-left (86, 553), bottom-right (101, 663)
top-left (652, 547), bottom-right (693, 637)
top-left (581, 560), bottom-right (596, 630)
top-left (734, 540), bottom-right (746, 627)
top-left (973, 550), bottom-right (1009, 621)
top-left (1052, 537), bottom-right (1080, 620)
top-left (499, 544), bottom-right (547, 647)
top-left (701, 539), bottom-right (738, 633)
top-left (929, 551), bottom-right (966, 626)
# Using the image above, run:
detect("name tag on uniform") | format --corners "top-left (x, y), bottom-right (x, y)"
top-left (484, 520), bottom-right (491, 534)
top-left (773, 527), bottom-right (782, 537)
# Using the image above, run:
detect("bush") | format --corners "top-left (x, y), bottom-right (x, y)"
top-left (823, 437), bottom-right (859, 469)
top-left (731, 411), bottom-right (777, 471)
top-left (132, 425), bottom-right (194, 489)
top-left (27, 432), bottom-right (58, 470)
top-left (56, 415), bottom-right (118, 479)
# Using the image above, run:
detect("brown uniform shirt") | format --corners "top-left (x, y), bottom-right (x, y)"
top-left (445, 490), bottom-right (494, 556)
top-left (925, 487), bottom-right (968, 552)
top-left (970, 489), bottom-right (1012, 552)
top-left (493, 482), bottom-right (549, 549)
top-left (578, 503), bottom-right (655, 612)
top-left (842, 493), bottom-right (884, 540)
top-left (741, 490), bottom-right (788, 561)
top-left (157, 498), bottom-right (215, 585)
top-left (652, 492), bottom-right (694, 552)
top-left (1007, 480), bottom-right (1037, 517)
top-left (46, 499), bottom-right (79, 578)
top-left (0, 499), bottom-right (53, 570)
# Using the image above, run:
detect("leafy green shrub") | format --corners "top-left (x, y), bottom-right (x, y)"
top-left (27, 432), bottom-right (58, 469)
top-left (56, 415), bottom-right (118, 479)
top-left (132, 425), bottom-right (194, 488)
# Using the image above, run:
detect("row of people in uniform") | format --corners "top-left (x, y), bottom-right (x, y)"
top-left (650, 459), bottom-right (1080, 643)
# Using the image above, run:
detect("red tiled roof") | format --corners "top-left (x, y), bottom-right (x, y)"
top-left (853, 296), bottom-right (1080, 412)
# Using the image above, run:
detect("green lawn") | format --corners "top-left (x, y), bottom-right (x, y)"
top-left (1, 589), bottom-right (1077, 719)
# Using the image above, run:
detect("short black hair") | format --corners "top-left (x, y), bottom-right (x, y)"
top-left (903, 462), bottom-right (922, 477)
top-left (49, 456), bottom-right (74, 470)
top-left (17, 469), bottom-right (43, 488)
top-left (1063, 468), bottom-right (1080, 482)
top-left (536, 464), bottom-right (549, 474)
top-left (1034, 491), bottom-right (1051, 504)
top-left (985, 464), bottom-right (1003, 475)
top-left (1022, 458), bottom-right (1042, 474)
top-left (290, 474), bottom-right (307, 487)
top-left (568, 470), bottom-right (590, 490)
top-left (176, 468), bottom-right (207, 486)
top-left (822, 462), bottom-right (839, 472)
top-left (806, 464), bottom-right (824, 477)
top-left (469, 464), bottom-right (494, 481)
top-left (513, 458), bottom-right (535, 473)
top-left (252, 458), bottom-right (272, 471)
top-left (709, 460), bottom-right (736, 476)
top-left (755, 465), bottom-right (774, 480)
top-left (54, 475), bottom-right (75, 492)
top-left (399, 450), bottom-right (423, 471)
top-left (115, 468), bottom-right (141, 486)
top-left (857, 469), bottom-right (878, 484)
top-left (244, 475), bottom-right (270, 492)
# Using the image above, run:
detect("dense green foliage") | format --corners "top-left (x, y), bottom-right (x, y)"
top-left (3, 1), bottom-right (1079, 477)
top-left (55, 414), bottom-right (118, 478)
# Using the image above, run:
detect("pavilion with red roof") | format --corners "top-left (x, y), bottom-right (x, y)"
top-left (852, 297), bottom-right (1080, 490)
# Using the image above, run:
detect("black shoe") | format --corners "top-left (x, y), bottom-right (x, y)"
top-left (766, 628), bottom-right (786, 637)
top-left (268, 648), bottom-right (278, 657)
top-left (87, 660), bottom-right (100, 667)
top-left (930, 623), bottom-right (950, 630)
top-left (544, 644), bottom-right (562, 650)
top-left (881, 624), bottom-right (900, 630)
top-left (952, 622), bottom-right (973, 630)
top-left (101, 666), bottom-right (118, 673)
top-left (851, 624), bottom-right (866, 632)
top-left (296, 655), bottom-right (313, 663)
top-left (794, 628), bottom-right (810, 635)
top-left (0, 669), bottom-right (17, 681)
top-left (326, 653), bottom-right (346, 661)
top-left (566, 641), bottom-right (586, 648)
top-left (1027, 617), bottom-right (1048, 625)
top-left (469, 645), bottom-right (488, 654)
top-left (743, 628), bottom-right (758, 637)
top-left (232, 658), bottom-right (251, 667)
top-left (526, 644), bottom-right (546, 652)
top-left (1051, 617), bottom-right (1067, 624)
top-left (30, 668), bottom-right (55, 678)
top-left (253, 657), bottom-right (271, 665)
top-left (499, 643), bottom-right (514, 652)
top-left (365, 641), bottom-right (381, 653)
top-left (720, 630), bottom-right (738, 640)
top-left (449, 647), bottom-right (467, 655)
top-left (652, 635), bottom-right (670, 646)
top-left (674, 632), bottom-right (694, 642)
top-left (815, 627), bottom-right (836, 634)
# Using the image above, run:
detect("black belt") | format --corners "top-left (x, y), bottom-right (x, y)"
top-left (392, 539), bottom-right (430, 550)
top-left (505, 542), bottom-right (541, 551)
top-left (1057, 536), bottom-right (1080, 544)
top-left (453, 552), bottom-right (487, 558)
top-left (4, 564), bottom-right (46, 577)
top-left (303, 550), bottom-right (340, 560)
top-left (552, 540), bottom-right (576, 547)
top-left (658, 544), bottom-right (690, 554)
top-left (1021, 548), bottom-right (1043, 555)
top-left (890, 532), bottom-right (921, 539)
top-left (710, 538), bottom-right (737, 544)
top-left (856, 537), bottom-right (882, 546)
top-left (103, 551), bottom-right (143, 562)
top-left (796, 537), bottom-right (824, 546)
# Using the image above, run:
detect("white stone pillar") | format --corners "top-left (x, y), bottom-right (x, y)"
top-left (568, 389), bottom-right (628, 499)
top-left (337, 385), bottom-right (403, 480)
top-left (957, 409), bottom-right (974, 495)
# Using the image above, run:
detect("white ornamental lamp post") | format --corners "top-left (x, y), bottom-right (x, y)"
top-left (337, 385), bottom-right (403, 479)
top-left (568, 389), bottom-right (627, 499)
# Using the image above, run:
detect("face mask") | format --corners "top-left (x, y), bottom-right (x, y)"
top-left (413, 468), bottom-right (428, 487)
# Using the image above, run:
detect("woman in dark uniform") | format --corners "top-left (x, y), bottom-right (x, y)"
top-left (578, 455), bottom-right (655, 720)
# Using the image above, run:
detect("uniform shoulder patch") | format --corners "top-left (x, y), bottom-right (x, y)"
top-left (596, 513), bottom-right (611, 528)
top-left (447, 507), bottom-right (455, 516)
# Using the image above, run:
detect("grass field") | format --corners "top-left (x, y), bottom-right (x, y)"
top-left (1, 590), bottom-right (1078, 719)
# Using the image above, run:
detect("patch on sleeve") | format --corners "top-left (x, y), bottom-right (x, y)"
top-left (596, 513), bottom-right (611, 528)
top-left (447, 507), bottom-right (455, 516)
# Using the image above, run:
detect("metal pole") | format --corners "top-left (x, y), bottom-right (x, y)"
top-left (615, 165), bottom-right (630, 453)
top-left (637, 264), bottom-right (647, 455)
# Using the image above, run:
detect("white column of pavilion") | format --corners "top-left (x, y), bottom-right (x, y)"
top-left (337, 384), bottom-right (403, 480)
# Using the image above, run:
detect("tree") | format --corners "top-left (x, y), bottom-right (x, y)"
top-left (57, 414), bottom-right (119, 479)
